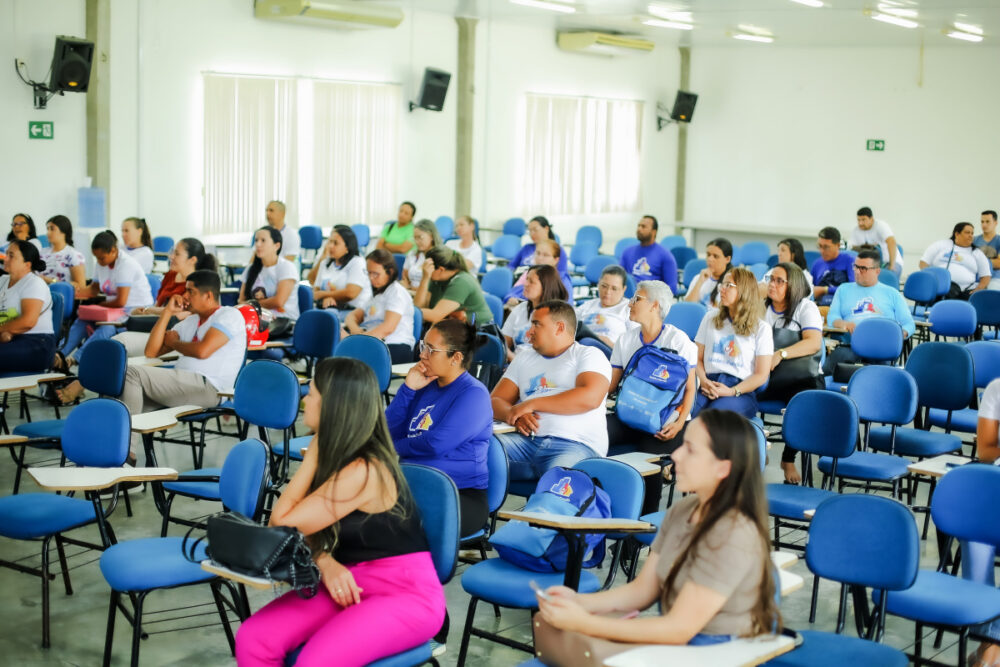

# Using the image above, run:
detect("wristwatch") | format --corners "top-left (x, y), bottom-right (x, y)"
top-left (780, 349), bottom-right (788, 359)
top-left (733, 387), bottom-right (742, 397)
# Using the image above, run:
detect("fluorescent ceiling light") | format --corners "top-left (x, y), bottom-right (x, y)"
top-left (642, 18), bottom-right (694, 30)
top-left (946, 30), bottom-right (983, 42)
top-left (869, 12), bottom-right (919, 29)
top-left (953, 22), bottom-right (983, 35)
top-left (733, 33), bottom-right (774, 43)
top-left (790, 0), bottom-right (824, 7)
top-left (647, 4), bottom-right (692, 22)
top-left (510, 0), bottom-right (576, 13)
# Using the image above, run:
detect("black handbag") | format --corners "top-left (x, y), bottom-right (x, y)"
top-left (768, 327), bottom-right (822, 391)
top-left (124, 315), bottom-right (179, 333)
top-left (183, 511), bottom-right (321, 597)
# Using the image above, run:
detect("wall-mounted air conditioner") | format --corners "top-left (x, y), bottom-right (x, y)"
top-left (254, 0), bottom-right (405, 30)
top-left (557, 31), bottom-right (655, 56)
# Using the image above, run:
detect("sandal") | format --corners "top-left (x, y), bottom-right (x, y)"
top-left (55, 381), bottom-right (85, 406)
top-left (51, 351), bottom-right (70, 374)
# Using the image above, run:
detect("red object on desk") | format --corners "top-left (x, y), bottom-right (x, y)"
top-left (77, 304), bottom-right (126, 322)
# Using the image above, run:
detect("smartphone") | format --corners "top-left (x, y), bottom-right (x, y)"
top-left (945, 462), bottom-right (962, 469)
top-left (529, 579), bottom-right (550, 601)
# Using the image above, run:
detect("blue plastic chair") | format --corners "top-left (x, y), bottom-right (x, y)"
top-left (903, 270), bottom-right (938, 320)
top-left (767, 495), bottom-right (916, 667)
top-left (925, 266), bottom-right (952, 299)
top-left (578, 336), bottom-right (612, 359)
top-left (660, 234), bottom-right (686, 250)
top-left (435, 215), bottom-right (454, 241)
top-left (503, 217), bottom-right (526, 238)
top-left (569, 241), bottom-right (600, 274)
top-left (393, 253), bottom-right (406, 279)
top-left (671, 246), bottom-right (697, 277)
top-left (490, 234), bottom-right (522, 263)
top-left (296, 283), bottom-right (314, 316)
top-left (0, 398), bottom-right (130, 647)
top-left (146, 273), bottom-right (162, 299)
top-left (824, 317), bottom-right (903, 393)
top-left (101, 439), bottom-right (269, 666)
top-left (927, 341), bottom-right (1000, 434)
top-left (336, 334), bottom-right (392, 394)
top-left (473, 333), bottom-right (506, 367)
top-left (624, 273), bottom-right (637, 299)
top-left (461, 437), bottom-right (510, 558)
top-left (664, 301), bottom-right (706, 341)
top-left (583, 256), bottom-right (618, 285)
top-left (152, 235), bottom-right (174, 258)
top-left (767, 391), bottom-right (857, 551)
top-left (483, 293), bottom-right (504, 328)
top-left (681, 258), bottom-right (707, 288)
top-left (877, 464), bottom-right (1000, 667)
top-left (767, 253), bottom-right (780, 268)
top-left (614, 237), bottom-right (639, 261)
top-left (481, 267), bottom-right (514, 300)
top-left (298, 225), bottom-right (324, 272)
top-left (877, 269), bottom-right (900, 290)
top-left (575, 225), bottom-right (602, 250)
top-left (749, 262), bottom-right (769, 280)
top-left (971, 290), bottom-right (1000, 339)
top-left (351, 224), bottom-right (371, 249)
top-left (740, 241), bottom-right (770, 266)
top-left (928, 299), bottom-right (977, 341)
top-left (456, 459), bottom-right (643, 665)
top-left (50, 280), bottom-right (74, 322)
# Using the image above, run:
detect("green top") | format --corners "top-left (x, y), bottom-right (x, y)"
top-left (428, 271), bottom-right (494, 325)
top-left (380, 222), bottom-right (415, 248)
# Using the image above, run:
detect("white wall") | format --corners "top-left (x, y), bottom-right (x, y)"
top-left (685, 45), bottom-right (1000, 269)
top-left (0, 0), bottom-right (87, 231)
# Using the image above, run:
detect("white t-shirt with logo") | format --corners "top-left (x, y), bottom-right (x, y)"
top-left (360, 281), bottom-right (415, 347)
top-left (446, 240), bottom-right (484, 273)
top-left (403, 251), bottom-right (427, 286)
top-left (921, 240), bottom-right (991, 290)
top-left (123, 245), bottom-right (154, 274)
top-left (851, 220), bottom-right (904, 269)
top-left (274, 225), bottom-right (300, 258)
top-left (980, 378), bottom-right (1000, 424)
top-left (501, 342), bottom-right (613, 456)
top-left (313, 255), bottom-right (372, 310)
top-left (764, 299), bottom-right (823, 332)
top-left (611, 323), bottom-right (698, 370)
top-left (693, 276), bottom-right (720, 307)
top-left (576, 299), bottom-right (633, 348)
top-left (93, 251), bottom-right (153, 310)
top-left (695, 310), bottom-right (774, 380)
top-left (41, 245), bottom-right (85, 284)
top-left (0, 273), bottom-right (53, 335)
top-left (243, 258), bottom-right (301, 320)
top-left (172, 306), bottom-right (248, 390)
top-left (501, 301), bottom-right (532, 347)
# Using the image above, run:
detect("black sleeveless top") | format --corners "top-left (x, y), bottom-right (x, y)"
top-left (331, 491), bottom-right (429, 565)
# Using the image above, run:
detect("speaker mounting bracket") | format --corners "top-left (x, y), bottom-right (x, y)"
top-left (14, 59), bottom-right (55, 110)
top-left (408, 101), bottom-right (419, 112)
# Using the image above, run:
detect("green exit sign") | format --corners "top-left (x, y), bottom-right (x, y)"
top-left (28, 121), bottom-right (53, 140)
top-left (866, 139), bottom-right (885, 151)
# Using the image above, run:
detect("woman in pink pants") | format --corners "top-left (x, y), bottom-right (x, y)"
top-left (235, 357), bottom-right (446, 666)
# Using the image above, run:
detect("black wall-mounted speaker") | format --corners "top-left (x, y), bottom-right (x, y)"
top-left (670, 90), bottom-right (698, 123)
top-left (49, 36), bottom-right (94, 93)
top-left (415, 68), bottom-right (451, 112)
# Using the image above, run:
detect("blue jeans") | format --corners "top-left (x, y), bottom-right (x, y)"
top-left (691, 372), bottom-right (759, 420)
top-left (62, 319), bottom-right (122, 359)
top-left (494, 432), bottom-right (598, 481)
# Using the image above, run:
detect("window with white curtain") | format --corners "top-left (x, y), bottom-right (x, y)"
top-left (203, 74), bottom-right (400, 235)
top-left (520, 94), bottom-right (644, 216)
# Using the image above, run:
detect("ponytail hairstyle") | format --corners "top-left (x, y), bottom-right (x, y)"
top-left (123, 217), bottom-right (153, 248)
top-left (10, 239), bottom-right (46, 272)
top-left (365, 248), bottom-right (399, 296)
top-left (426, 246), bottom-right (468, 273)
top-left (430, 319), bottom-right (488, 370)
top-left (326, 225), bottom-right (360, 269)
top-left (46, 215), bottom-right (75, 247)
top-left (91, 230), bottom-right (118, 254)
top-left (456, 215), bottom-right (479, 242)
top-left (777, 238), bottom-right (808, 273)
top-left (244, 226), bottom-right (283, 297)
top-left (414, 218), bottom-right (443, 251)
top-left (707, 237), bottom-right (734, 306)
top-left (530, 215), bottom-right (555, 240)
top-left (178, 237), bottom-right (218, 272)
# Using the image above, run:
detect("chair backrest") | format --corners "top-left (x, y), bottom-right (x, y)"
top-left (502, 217), bottom-right (526, 237)
top-left (293, 309), bottom-right (340, 360)
top-left (233, 360), bottom-right (301, 429)
top-left (805, 250), bottom-right (822, 272)
top-left (491, 234), bottom-right (522, 261)
top-left (412, 306), bottom-right (423, 343)
top-left (924, 266), bottom-right (952, 297)
top-left (79, 339), bottom-right (128, 396)
top-left (576, 225), bottom-right (602, 249)
top-left (681, 258), bottom-right (707, 286)
top-left (483, 293), bottom-right (504, 327)
top-left (614, 237), bottom-right (639, 261)
top-left (929, 299), bottom-right (977, 339)
top-left (152, 236), bottom-right (174, 254)
top-left (298, 225), bottom-right (324, 251)
top-left (570, 241), bottom-right (600, 270)
top-left (766, 253), bottom-right (779, 268)
top-left (729, 245), bottom-right (742, 266)
top-left (573, 458), bottom-right (643, 522)
top-left (905, 342), bottom-right (974, 411)
top-left (967, 341), bottom-right (1000, 389)
top-left (297, 283), bottom-right (314, 314)
top-left (62, 398), bottom-right (131, 467)
top-left (807, 495), bottom-right (919, 591)
top-left (49, 290), bottom-right (64, 334)
top-left (749, 419), bottom-right (767, 472)
top-left (847, 365), bottom-right (918, 426)
top-left (486, 436), bottom-right (510, 515)
top-left (434, 216), bottom-right (454, 240)
top-left (660, 234), bottom-right (686, 250)
top-left (351, 224), bottom-right (371, 249)
top-left (474, 333), bottom-right (506, 366)
top-left (664, 301), bottom-right (707, 340)
top-left (739, 241), bottom-right (770, 266)
top-left (220, 439), bottom-right (271, 520)
top-left (671, 246), bottom-right (698, 274)
top-left (748, 262), bottom-right (769, 281)
top-left (335, 334), bottom-right (392, 392)
top-left (583, 256), bottom-right (617, 285)
top-left (932, 464), bottom-right (1000, 547)
top-left (146, 273), bottom-right (162, 299)
top-left (783, 390), bottom-right (858, 458)
top-left (970, 290), bottom-right (1000, 328)
top-left (393, 253), bottom-right (406, 278)
top-left (480, 267), bottom-right (514, 299)
top-left (578, 336), bottom-right (611, 359)
top-left (402, 463), bottom-right (460, 583)
top-left (902, 270), bottom-right (938, 306)
top-left (624, 273), bottom-right (637, 299)
top-left (50, 281), bottom-right (74, 320)
top-left (877, 269), bottom-right (900, 290)
top-left (850, 317), bottom-right (903, 362)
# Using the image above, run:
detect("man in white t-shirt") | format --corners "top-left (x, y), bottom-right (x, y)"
top-left (119, 271), bottom-right (247, 431)
top-left (851, 207), bottom-right (902, 276)
top-left (491, 300), bottom-right (612, 480)
top-left (266, 200), bottom-right (299, 262)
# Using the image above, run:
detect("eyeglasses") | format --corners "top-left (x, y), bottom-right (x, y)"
top-left (367, 271), bottom-right (385, 279)
top-left (719, 282), bottom-right (738, 291)
top-left (764, 275), bottom-right (787, 285)
top-left (628, 294), bottom-right (647, 306)
top-left (11, 221), bottom-right (27, 228)
top-left (853, 264), bottom-right (877, 273)
top-left (418, 341), bottom-right (453, 356)
top-left (597, 282), bottom-right (623, 291)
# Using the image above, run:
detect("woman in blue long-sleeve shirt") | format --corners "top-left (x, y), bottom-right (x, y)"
top-left (386, 319), bottom-right (492, 536)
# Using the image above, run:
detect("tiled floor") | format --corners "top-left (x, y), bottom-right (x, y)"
top-left (0, 389), bottom-right (975, 666)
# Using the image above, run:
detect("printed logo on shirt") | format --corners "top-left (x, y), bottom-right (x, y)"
top-left (954, 253), bottom-right (965, 263)
top-left (712, 335), bottom-right (741, 360)
top-left (852, 297), bottom-right (880, 316)
top-left (100, 278), bottom-right (114, 295)
top-left (409, 405), bottom-right (435, 432)
top-left (651, 364), bottom-right (671, 381)
top-left (549, 477), bottom-right (573, 498)
top-left (526, 373), bottom-right (556, 396)
top-left (587, 314), bottom-right (606, 326)
top-left (632, 257), bottom-right (652, 277)
top-left (368, 304), bottom-right (377, 317)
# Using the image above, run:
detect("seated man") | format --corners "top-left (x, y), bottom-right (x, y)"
top-left (620, 214), bottom-right (678, 294)
top-left (491, 300), bottom-right (612, 481)
top-left (823, 250), bottom-right (915, 375)
top-left (811, 226), bottom-right (855, 307)
top-left (120, 270), bottom-right (247, 419)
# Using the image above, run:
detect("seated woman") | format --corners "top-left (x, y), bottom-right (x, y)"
top-left (415, 247), bottom-right (494, 326)
top-left (1, 213), bottom-right (43, 271)
top-left (503, 240), bottom-right (572, 306)
top-left (757, 263), bottom-right (824, 484)
top-left (400, 219), bottom-right (442, 291)
top-left (386, 319), bottom-right (491, 536)
top-left (685, 238), bottom-right (733, 308)
top-left (40, 215), bottom-right (86, 289)
top-left (0, 241), bottom-right (56, 372)
top-left (536, 410), bottom-right (778, 659)
top-left (501, 264), bottom-right (568, 362)
top-left (120, 217), bottom-right (155, 274)
top-left (445, 215), bottom-right (483, 272)
top-left (509, 215), bottom-right (568, 274)
top-left (240, 226), bottom-right (299, 333)
top-left (308, 225), bottom-right (371, 312)
top-left (57, 230), bottom-right (154, 370)
top-left (759, 238), bottom-right (813, 297)
top-left (692, 267), bottom-right (773, 419)
top-left (342, 249), bottom-right (415, 364)
top-left (235, 358), bottom-right (446, 667)
top-left (575, 265), bottom-right (633, 352)
top-left (919, 221), bottom-right (991, 299)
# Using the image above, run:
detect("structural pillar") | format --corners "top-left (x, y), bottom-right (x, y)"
top-left (454, 17), bottom-right (477, 217)
top-left (674, 46), bottom-right (691, 226)
top-left (86, 0), bottom-right (111, 192)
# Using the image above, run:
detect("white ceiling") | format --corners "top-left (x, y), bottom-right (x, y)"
top-left (368, 0), bottom-right (997, 47)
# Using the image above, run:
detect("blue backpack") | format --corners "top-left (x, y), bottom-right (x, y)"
top-left (489, 467), bottom-right (612, 573)
top-left (616, 345), bottom-right (692, 434)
